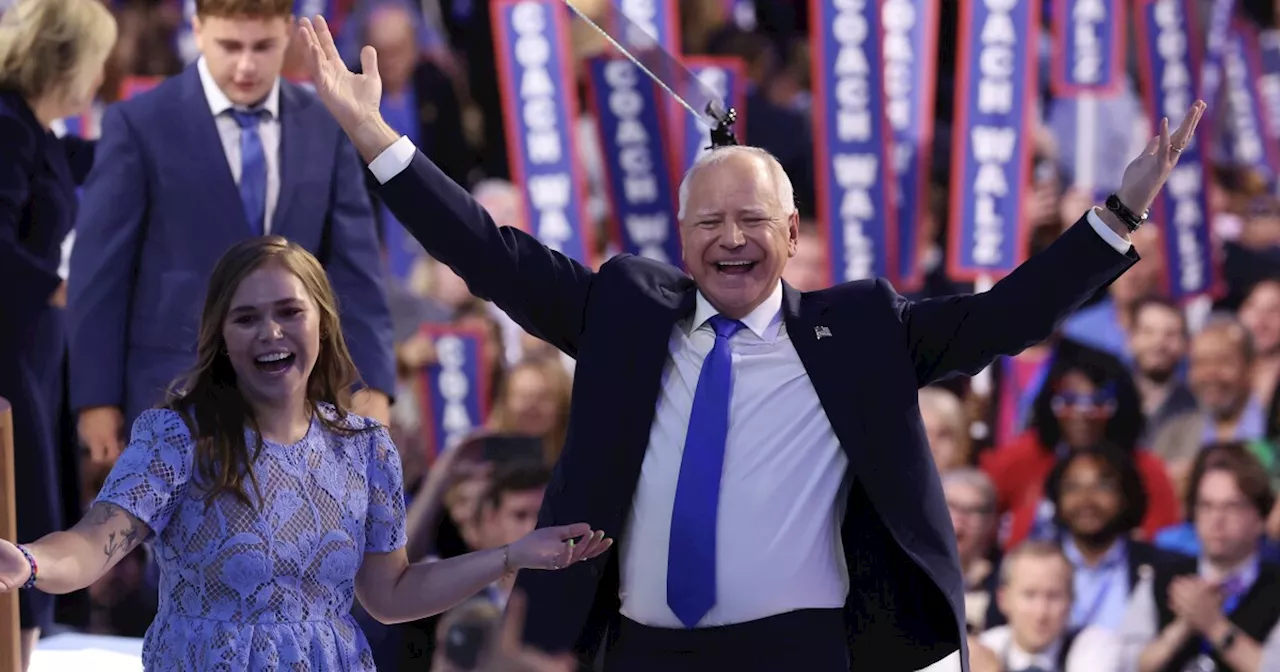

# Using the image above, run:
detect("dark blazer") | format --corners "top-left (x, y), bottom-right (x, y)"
top-left (0, 89), bottom-right (95, 629)
top-left (67, 66), bottom-right (394, 424)
top-left (376, 152), bottom-right (1138, 671)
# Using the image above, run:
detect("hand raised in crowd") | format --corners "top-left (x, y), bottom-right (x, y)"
top-left (509, 523), bottom-right (612, 572)
top-left (1168, 575), bottom-right (1224, 634)
top-left (78, 405), bottom-right (124, 465)
top-left (297, 15), bottom-right (382, 135)
top-left (1116, 100), bottom-right (1206, 216)
top-left (0, 540), bottom-right (32, 593)
top-left (477, 591), bottom-right (577, 672)
top-left (397, 332), bottom-right (438, 372)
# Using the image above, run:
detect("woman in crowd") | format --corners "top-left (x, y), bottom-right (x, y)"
top-left (0, 237), bottom-right (611, 670)
top-left (489, 357), bottom-right (573, 464)
top-left (0, 0), bottom-right (117, 666)
top-left (983, 340), bottom-right (1180, 548)
top-left (920, 386), bottom-right (973, 473)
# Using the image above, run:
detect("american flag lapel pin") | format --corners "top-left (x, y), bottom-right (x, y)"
top-left (815, 325), bottom-right (832, 340)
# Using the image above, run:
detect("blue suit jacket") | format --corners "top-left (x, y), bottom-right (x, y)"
top-left (377, 152), bottom-right (1138, 670)
top-left (67, 66), bottom-right (394, 423)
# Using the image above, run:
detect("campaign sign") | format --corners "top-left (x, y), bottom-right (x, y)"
top-left (1199, 0), bottom-right (1236, 110)
top-left (416, 325), bottom-right (494, 460)
top-left (58, 112), bottom-right (99, 140)
top-left (1050, 0), bottom-right (1126, 95)
top-left (1222, 21), bottom-right (1279, 181)
top-left (602, 0), bottom-right (684, 190)
top-left (120, 76), bottom-right (163, 100)
top-left (585, 56), bottom-right (682, 265)
top-left (883, 0), bottom-right (939, 288)
top-left (1136, 0), bottom-right (1218, 299)
top-left (947, 0), bottom-right (1039, 281)
top-left (810, 0), bottom-right (899, 284)
top-left (1256, 31), bottom-right (1280, 155)
top-left (681, 57), bottom-right (748, 171)
top-left (492, 0), bottom-right (594, 264)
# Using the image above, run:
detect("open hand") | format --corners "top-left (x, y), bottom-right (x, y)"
top-left (1117, 100), bottom-right (1207, 214)
top-left (509, 524), bottom-right (612, 571)
top-left (297, 16), bottom-right (382, 134)
top-left (0, 540), bottom-right (32, 593)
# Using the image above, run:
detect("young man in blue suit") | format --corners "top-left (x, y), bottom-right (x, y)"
top-left (300, 16), bottom-right (1206, 672)
top-left (69, 0), bottom-right (394, 463)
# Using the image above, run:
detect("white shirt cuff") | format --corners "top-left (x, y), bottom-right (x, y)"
top-left (1086, 207), bottom-right (1133, 254)
top-left (368, 136), bottom-right (416, 185)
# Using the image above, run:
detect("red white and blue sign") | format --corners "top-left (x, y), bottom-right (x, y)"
top-left (416, 324), bottom-right (494, 461)
top-left (1222, 20), bottom-right (1280, 182)
top-left (882, 0), bottom-right (939, 288)
top-left (681, 57), bottom-right (747, 171)
top-left (1050, 0), bottom-right (1126, 96)
top-left (492, 0), bottom-right (595, 265)
top-left (947, 0), bottom-right (1039, 281)
top-left (810, 0), bottom-right (899, 283)
top-left (1135, 0), bottom-right (1219, 299)
top-left (1258, 30), bottom-right (1280, 149)
top-left (585, 55), bottom-right (682, 265)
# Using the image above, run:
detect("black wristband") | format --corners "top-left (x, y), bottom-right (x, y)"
top-left (1105, 193), bottom-right (1147, 233)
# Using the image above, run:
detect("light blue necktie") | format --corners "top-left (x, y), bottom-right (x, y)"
top-left (667, 314), bottom-right (743, 628)
top-left (230, 109), bottom-right (268, 234)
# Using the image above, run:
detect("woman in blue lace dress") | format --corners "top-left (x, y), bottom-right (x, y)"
top-left (0, 237), bottom-right (612, 670)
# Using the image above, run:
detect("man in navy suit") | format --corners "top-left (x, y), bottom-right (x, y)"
top-left (69, 0), bottom-right (395, 463)
top-left (301, 17), bottom-right (1203, 672)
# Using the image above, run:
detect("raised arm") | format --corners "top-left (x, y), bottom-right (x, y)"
top-left (898, 102), bottom-right (1205, 386)
top-left (0, 408), bottom-right (193, 596)
top-left (297, 16), bottom-right (595, 357)
top-left (0, 503), bottom-right (148, 595)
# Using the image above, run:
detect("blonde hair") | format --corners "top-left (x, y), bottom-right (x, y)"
top-left (0, 0), bottom-right (117, 101)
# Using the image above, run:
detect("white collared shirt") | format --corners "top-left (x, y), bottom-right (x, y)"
top-left (980, 624), bottom-right (1122, 672)
top-left (197, 57), bottom-right (283, 232)
top-left (618, 283), bottom-right (851, 628)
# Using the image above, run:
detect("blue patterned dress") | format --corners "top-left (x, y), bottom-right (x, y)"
top-left (93, 405), bottom-right (406, 671)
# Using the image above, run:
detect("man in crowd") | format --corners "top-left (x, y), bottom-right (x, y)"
top-left (300, 14), bottom-right (1204, 670)
top-left (1152, 317), bottom-right (1266, 476)
top-left (69, 0), bottom-right (394, 466)
top-left (942, 469), bottom-right (1000, 634)
top-left (979, 541), bottom-right (1122, 671)
top-left (1121, 443), bottom-right (1280, 670)
top-left (1128, 298), bottom-right (1196, 444)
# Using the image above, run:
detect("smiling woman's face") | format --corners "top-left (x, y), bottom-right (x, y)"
top-left (221, 263), bottom-right (321, 408)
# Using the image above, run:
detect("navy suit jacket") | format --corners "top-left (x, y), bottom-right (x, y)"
top-left (67, 66), bottom-right (394, 423)
top-left (376, 151), bottom-right (1138, 671)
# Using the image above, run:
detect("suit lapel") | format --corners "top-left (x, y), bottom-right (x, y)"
top-left (180, 67), bottom-right (247, 231)
top-left (782, 283), bottom-right (864, 464)
top-left (271, 82), bottom-right (312, 238)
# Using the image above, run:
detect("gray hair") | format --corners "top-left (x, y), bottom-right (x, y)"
top-left (998, 540), bottom-right (1074, 594)
top-left (941, 468), bottom-right (996, 513)
top-left (676, 146), bottom-right (797, 221)
top-left (471, 178), bottom-right (520, 202)
top-left (1198, 311), bottom-right (1255, 363)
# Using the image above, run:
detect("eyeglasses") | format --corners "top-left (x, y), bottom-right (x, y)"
top-left (1194, 499), bottom-right (1257, 517)
top-left (1060, 479), bottom-right (1120, 496)
top-left (947, 500), bottom-right (993, 518)
top-left (1051, 390), bottom-right (1118, 414)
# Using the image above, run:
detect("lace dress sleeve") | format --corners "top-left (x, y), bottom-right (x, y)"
top-left (365, 427), bottom-right (407, 553)
top-left (93, 408), bottom-right (196, 539)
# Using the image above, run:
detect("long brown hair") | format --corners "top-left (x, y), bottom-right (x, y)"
top-left (164, 236), bottom-right (373, 507)
top-left (488, 356), bottom-right (572, 464)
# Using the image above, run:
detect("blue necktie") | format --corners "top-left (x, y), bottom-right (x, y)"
top-left (230, 109), bottom-right (268, 234)
top-left (667, 314), bottom-right (743, 628)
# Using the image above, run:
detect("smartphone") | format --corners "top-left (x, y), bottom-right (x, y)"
top-left (443, 622), bottom-right (489, 670)
top-left (479, 434), bottom-right (544, 464)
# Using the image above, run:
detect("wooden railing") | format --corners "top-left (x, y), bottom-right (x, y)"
top-left (0, 397), bottom-right (19, 672)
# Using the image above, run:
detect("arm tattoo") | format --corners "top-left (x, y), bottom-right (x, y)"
top-left (85, 503), bottom-right (142, 566)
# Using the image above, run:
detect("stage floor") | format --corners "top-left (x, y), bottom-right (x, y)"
top-left (32, 632), bottom-right (144, 672)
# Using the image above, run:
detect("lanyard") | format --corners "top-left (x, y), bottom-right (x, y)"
top-left (1075, 569), bottom-right (1119, 628)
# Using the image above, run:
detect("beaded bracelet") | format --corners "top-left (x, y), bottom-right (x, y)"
top-left (16, 544), bottom-right (37, 589)
top-left (501, 544), bottom-right (514, 576)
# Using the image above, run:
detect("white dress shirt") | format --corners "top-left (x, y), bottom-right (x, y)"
top-left (619, 284), bottom-right (851, 628)
top-left (365, 134), bottom-right (1135, 630)
top-left (980, 624), bottom-right (1122, 672)
top-left (197, 57), bottom-right (283, 232)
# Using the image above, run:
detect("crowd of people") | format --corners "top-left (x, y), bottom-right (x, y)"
top-left (0, 0), bottom-right (1277, 670)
